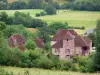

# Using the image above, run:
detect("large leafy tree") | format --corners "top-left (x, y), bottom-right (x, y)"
top-left (44, 4), bottom-right (57, 15)
top-left (10, 1), bottom-right (27, 9)
top-left (0, 21), bottom-right (6, 49)
top-left (94, 19), bottom-right (100, 71)
top-left (28, 0), bottom-right (43, 9)
top-left (37, 23), bottom-right (51, 43)
top-left (49, 22), bottom-right (68, 35)
top-left (0, 0), bottom-right (7, 10)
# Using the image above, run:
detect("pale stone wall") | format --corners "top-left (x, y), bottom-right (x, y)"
top-left (75, 47), bottom-right (82, 56)
top-left (51, 41), bottom-right (57, 46)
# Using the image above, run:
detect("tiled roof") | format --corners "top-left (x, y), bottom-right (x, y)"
top-left (34, 37), bottom-right (44, 48)
top-left (8, 34), bottom-right (25, 51)
top-left (52, 29), bottom-right (76, 41)
top-left (51, 29), bottom-right (91, 48)
top-left (75, 35), bottom-right (89, 47)
top-left (52, 39), bottom-right (63, 48)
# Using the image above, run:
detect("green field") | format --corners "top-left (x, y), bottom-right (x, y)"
top-left (0, 9), bottom-right (100, 34)
top-left (0, 66), bottom-right (100, 75)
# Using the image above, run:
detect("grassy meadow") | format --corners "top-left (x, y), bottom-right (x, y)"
top-left (0, 9), bottom-right (100, 34)
top-left (0, 66), bottom-right (100, 75)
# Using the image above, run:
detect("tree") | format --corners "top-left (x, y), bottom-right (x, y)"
top-left (28, 0), bottom-right (43, 9)
top-left (0, 0), bottom-right (7, 10)
top-left (0, 21), bottom-right (6, 31)
top-left (37, 24), bottom-right (51, 43)
top-left (52, 2), bottom-right (60, 9)
top-left (0, 12), bottom-right (12, 24)
top-left (44, 4), bottom-right (57, 15)
top-left (25, 39), bottom-right (36, 50)
top-left (10, 1), bottom-right (27, 9)
top-left (93, 19), bottom-right (100, 71)
top-left (88, 33), bottom-right (95, 47)
top-left (0, 21), bottom-right (6, 49)
top-left (49, 22), bottom-right (68, 35)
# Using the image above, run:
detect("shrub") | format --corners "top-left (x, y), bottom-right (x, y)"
top-left (79, 66), bottom-right (87, 73)
top-left (35, 13), bottom-right (41, 17)
top-left (40, 12), bottom-right (46, 16)
top-left (36, 56), bottom-right (54, 69)
top-left (25, 39), bottom-right (36, 50)
top-left (70, 65), bottom-right (78, 71)
top-left (60, 60), bottom-right (73, 71)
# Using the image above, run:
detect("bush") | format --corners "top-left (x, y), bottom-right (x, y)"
top-left (60, 60), bottom-right (73, 71)
top-left (44, 4), bottom-right (57, 15)
top-left (25, 39), bottom-right (36, 50)
top-left (36, 56), bottom-right (54, 69)
top-left (35, 13), bottom-right (41, 17)
top-left (40, 12), bottom-right (46, 16)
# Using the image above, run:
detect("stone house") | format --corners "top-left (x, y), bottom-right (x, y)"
top-left (8, 34), bottom-right (25, 51)
top-left (51, 29), bottom-right (92, 60)
top-left (8, 34), bottom-right (44, 51)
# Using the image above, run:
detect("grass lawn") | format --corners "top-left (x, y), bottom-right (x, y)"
top-left (0, 9), bottom-right (100, 34)
top-left (0, 66), bottom-right (100, 75)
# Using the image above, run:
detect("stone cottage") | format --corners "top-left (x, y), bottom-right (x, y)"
top-left (8, 34), bottom-right (25, 51)
top-left (8, 34), bottom-right (44, 51)
top-left (51, 29), bottom-right (92, 60)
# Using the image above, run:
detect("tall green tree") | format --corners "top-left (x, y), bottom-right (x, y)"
top-left (28, 0), bottom-right (43, 9)
top-left (0, 21), bottom-right (6, 49)
top-left (44, 4), bottom-right (57, 15)
top-left (94, 19), bottom-right (100, 71)
top-left (0, 0), bottom-right (7, 10)
top-left (37, 24), bottom-right (51, 43)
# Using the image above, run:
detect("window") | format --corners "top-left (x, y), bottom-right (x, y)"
top-left (55, 48), bottom-right (60, 53)
top-left (65, 49), bottom-right (70, 53)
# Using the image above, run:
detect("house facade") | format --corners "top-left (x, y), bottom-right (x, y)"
top-left (51, 29), bottom-right (92, 60)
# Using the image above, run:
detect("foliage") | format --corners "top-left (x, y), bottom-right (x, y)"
top-left (88, 33), bottom-right (95, 47)
top-left (25, 39), bottom-right (36, 50)
top-left (93, 19), bottom-right (100, 71)
top-left (10, 1), bottom-right (27, 9)
top-left (0, 21), bottom-right (6, 31)
top-left (49, 22), bottom-right (68, 35)
top-left (0, 0), bottom-right (7, 10)
top-left (3, 25), bottom-right (33, 39)
top-left (37, 24), bottom-right (51, 43)
top-left (28, 0), bottom-right (43, 9)
top-left (44, 4), bottom-right (57, 15)
top-left (60, 60), bottom-right (73, 71)
top-left (35, 13), bottom-right (41, 17)
top-left (12, 11), bottom-right (33, 27)
top-left (36, 56), bottom-right (54, 69)
top-left (0, 12), bottom-right (12, 25)
top-left (52, 2), bottom-right (60, 9)
top-left (44, 42), bottom-right (51, 51)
